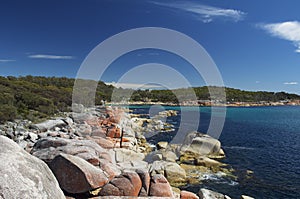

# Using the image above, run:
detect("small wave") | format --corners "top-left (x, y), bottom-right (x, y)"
top-left (199, 172), bottom-right (238, 186)
top-left (148, 143), bottom-right (156, 148)
top-left (223, 146), bottom-right (256, 150)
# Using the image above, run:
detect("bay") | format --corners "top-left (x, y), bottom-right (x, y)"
top-left (129, 105), bottom-right (300, 199)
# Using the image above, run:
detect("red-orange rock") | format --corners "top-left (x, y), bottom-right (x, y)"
top-left (89, 136), bottom-right (115, 149)
top-left (106, 127), bottom-right (121, 138)
top-left (90, 128), bottom-right (106, 137)
top-left (99, 183), bottom-right (120, 196)
top-left (180, 190), bottom-right (199, 199)
top-left (99, 172), bottom-right (142, 196)
top-left (102, 119), bottom-right (109, 126)
top-left (76, 152), bottom-right (100, 166)
top-left (50, 154), bottom-right (109, 194)
top-left (106, 127), bottom-right (116, 138)
top-left (137, 169), bottom-right (150, 196)
top-left (115, 127), bottom-right (121, 138)
top-left (124, 172), bottom-right (142, 196)
top-left (99, 159), bottom-right (121, 181)
top-left (149, 174), bottom-right (173, 197)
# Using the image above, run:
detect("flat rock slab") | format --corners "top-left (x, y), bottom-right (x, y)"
top-left (31, 137), bottom-right (110, 164)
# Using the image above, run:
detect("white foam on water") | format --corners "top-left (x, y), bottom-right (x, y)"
top-left (199, 172), bottom-right (239, 186)
top-left (223, 146), bottom-right (256, 150)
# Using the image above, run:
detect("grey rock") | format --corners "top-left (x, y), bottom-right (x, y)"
top-left (18, 140), bottom-right (28, 149)
top-left (72, 103), bottom-right (85, 113)
top-left (149, 161), bottom-right (186, 185)
top-left (198, 188), bottom-right (229, 199)
top-left (28, 132), bottom-right (38, 142)
top-left (5, 128), bottom-right (14, 139)
top-left (114, 148), bottom-right (145, 163)
top-left (157, 141), bottom-right (168, 150)
top-left (0, 135), bottom-right (65, 199)
top-left (33, 118), bottom-right (67, 132)
top-left (181, 132), bottom-right (221, 156)
top-left (31, 137), bottom-right (111, 164)
top-left (162, 150), bottom-right (178, 162)
top-left (38, 132), bottom-right (48, 139)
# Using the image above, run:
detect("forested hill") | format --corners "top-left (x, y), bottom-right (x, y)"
top-left (0, 76), bottom-right (114, 122)
top-left (130, 87), bottom-right (300, 103)
top-left (0, 76), bottom-right (299, 122)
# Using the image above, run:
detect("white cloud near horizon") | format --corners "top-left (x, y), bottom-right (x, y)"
top-left (28, 54), bottom-right (74, 60)
top-left (151, 1), bottom-right (246, 23)
top-left (284, 82), bottom-right (298, 85)
top-left (258, 21), bottom-right (300, 53)
top-left (0, 59), bottom-right (15, 62)
top-left (106, 82), bottom-right (164, 90)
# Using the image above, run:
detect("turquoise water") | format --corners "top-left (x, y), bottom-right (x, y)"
top-left (130, 106), bottom-right (300, 198)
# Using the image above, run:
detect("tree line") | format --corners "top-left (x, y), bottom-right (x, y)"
top-left (0, 76), bottom-right (299, 123)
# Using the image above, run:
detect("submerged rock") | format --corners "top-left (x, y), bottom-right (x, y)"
top-left (0, 135), bottom-right (65, 199)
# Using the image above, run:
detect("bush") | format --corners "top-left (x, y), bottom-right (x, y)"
top-left (0, 105), bottom-right (17, 123)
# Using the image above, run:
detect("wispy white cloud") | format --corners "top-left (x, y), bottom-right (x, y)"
top-left (258, 21), bottom-right (300, 53)
top-left (106, 82), bottom-right (164, 90)
top-left (28, 54), bottom-right (74, 59)
top-left (151, 1), bottom-right (246, 23)
top-left (284, 82), bottom-right (298, 85)
top-left (0, 59), bottom-right (15, 62)
top-left (255, 81), bottom-right (260, 84)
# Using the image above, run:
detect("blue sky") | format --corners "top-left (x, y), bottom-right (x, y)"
top-left (1, 0), bottom-right (300, 94)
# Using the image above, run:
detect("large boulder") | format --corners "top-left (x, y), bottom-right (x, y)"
top-left (149, 161), bottom-right (186, 186)
top-left (32, 118), bottom-right (67, 132)
top-left (0, 136), bottom-right (65, 199)
top-left (99, 172), bottom-right (142, 196)
top-left (164, 162), bottom-right (186, 186)
top-left (149, 174), bottom-right (173, 197)
top-left (50, 153), bottom-right (109, 194)
top-left (136, 169), bottom-right (151, 196)
top-left (180, 132), bottom-right (222, 157)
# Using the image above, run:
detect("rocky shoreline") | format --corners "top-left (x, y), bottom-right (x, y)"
top-left (108, 100), bottom-right (300, 107)
top-left (0, 105), bottom-right (254, 199)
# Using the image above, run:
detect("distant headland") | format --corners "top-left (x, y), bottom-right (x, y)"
top-left (0, 75), bottom-right (299, 123)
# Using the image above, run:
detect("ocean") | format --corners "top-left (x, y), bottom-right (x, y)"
top-left (129, 105), bottom-right (300, 199)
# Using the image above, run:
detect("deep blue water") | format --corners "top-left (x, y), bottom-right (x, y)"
top-left (129, 105), bottom-right (300, 199)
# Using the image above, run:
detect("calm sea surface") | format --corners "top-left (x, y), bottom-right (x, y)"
top-left (129, 105), bottom-right (300, 199)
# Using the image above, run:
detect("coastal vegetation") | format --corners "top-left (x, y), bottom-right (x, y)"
top-left (0, 75), bottom-right (299, 123)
